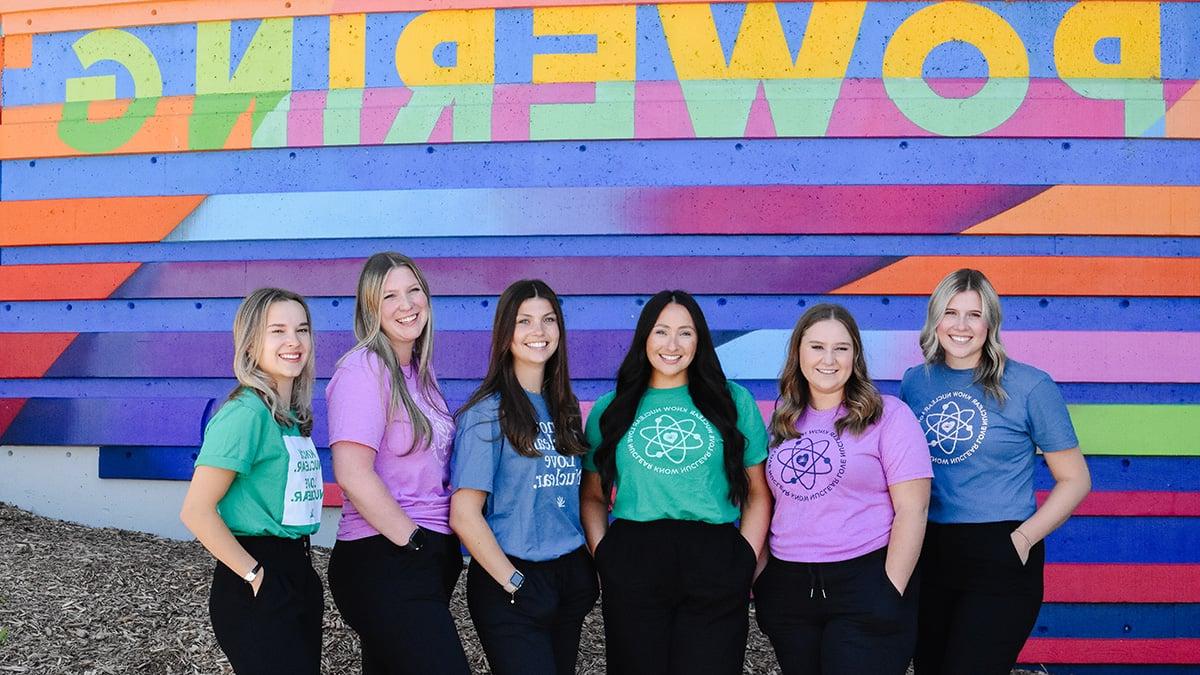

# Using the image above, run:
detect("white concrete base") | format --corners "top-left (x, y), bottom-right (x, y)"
top-left (0, 445), bottom-right (340, 548)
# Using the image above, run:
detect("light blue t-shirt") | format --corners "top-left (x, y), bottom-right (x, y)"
top-left (900, 359), bottom-right (1079, 524)
top-left (451, 392), bottom-right (585, 562)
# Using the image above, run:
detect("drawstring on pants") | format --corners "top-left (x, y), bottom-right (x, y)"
top-left (808, 564), bottom-right (827, 599)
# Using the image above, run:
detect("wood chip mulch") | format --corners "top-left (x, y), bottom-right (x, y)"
top-left (0, 503), bottom-right (1043, 675)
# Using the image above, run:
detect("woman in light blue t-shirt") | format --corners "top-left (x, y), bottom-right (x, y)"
top-left (900, 269), bottom-right (1091, 675)
top-left (449, 279), bottom-right (598, 675)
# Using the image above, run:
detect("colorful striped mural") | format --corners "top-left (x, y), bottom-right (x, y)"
top-left (1, 0), bottom-right (1197, 671)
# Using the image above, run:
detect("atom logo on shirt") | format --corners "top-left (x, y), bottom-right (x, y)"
top-left (919, 391), bottom-right (989, 464)
top-left (626, 406), bottom-right (715, 475)
top-left (768, 429), bottom-right (846, 501)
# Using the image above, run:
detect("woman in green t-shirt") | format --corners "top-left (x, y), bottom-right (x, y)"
top-left (180, 288), bottom-right (325, 675)
top-left (581, 289), bottom-right (771, 675)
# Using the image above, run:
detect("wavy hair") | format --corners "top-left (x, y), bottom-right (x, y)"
top-left (457, 280), bottom-right (587, 458)
top-left (593, 290), bottom-right (750, 507)
top-left (771, 303), bottom-right (882, 442)
top-left (342, 252), bottom-right (445, 451)
top-left (228, 287), bottom-right (315, 436)
top-left (919, 268), bottom-right (1008, 403)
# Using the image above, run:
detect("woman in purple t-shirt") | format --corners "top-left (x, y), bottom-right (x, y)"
top-left (325, 252), bottom-right (470, 675)
top-left (755, 303), bottom-right (932, 675)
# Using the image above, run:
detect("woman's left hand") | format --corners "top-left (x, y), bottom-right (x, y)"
top-left (1010, 530), bottom-right (1032, 565)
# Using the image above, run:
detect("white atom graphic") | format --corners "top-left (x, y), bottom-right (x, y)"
top-left (924, 401), bottom-right (977, 456)
top-left (638, 414), bottom-right (704, 465)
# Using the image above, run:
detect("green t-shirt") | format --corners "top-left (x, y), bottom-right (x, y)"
top-left (194, 389), bottom-right (324, 538)
top-left (583, 382), bottom-right (768, 524)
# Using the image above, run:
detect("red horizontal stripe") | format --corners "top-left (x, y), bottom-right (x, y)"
top-left (1045, 564), bottom-right (1200, 603)
top-left (1038, 491), bottom-right (1200, 517)
top-left (323, 482), bottom-right (343, 508)
top-left (1020, 638), bottom-right (1200, 664)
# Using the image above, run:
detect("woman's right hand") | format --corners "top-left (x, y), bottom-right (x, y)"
top-left (251, 568), bottom-right (265, 597)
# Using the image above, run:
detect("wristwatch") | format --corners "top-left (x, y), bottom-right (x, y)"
top-left (242, 562), bottom-right (262, 584)
top-left (400, 526), bottom-right (426, 552)
top-left (506, 569), bottom-right (525, 604)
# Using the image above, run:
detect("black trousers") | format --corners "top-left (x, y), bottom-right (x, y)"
top-left (753, 546), bottom-right (917, 675)
top-left (208, 535), bottom-right (324, 675)
top-left (913, 521), bottom-right (1045, 675)
top-left (327, 531), bottom-right (470, 675)
top-left (466, 546), bottom-right (600, 675)
top-left (595, 518), bottom-right (757, 675)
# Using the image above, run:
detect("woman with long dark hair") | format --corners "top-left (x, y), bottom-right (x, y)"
top-left (449, 279), bottom-right (598, 675)
top-left (180, 287), bottom-right (324, 674)
top-left (754, 303), bottom-right (931, 674)
top-left (902, 268), bottom-right (1090, 675)
top-left (580, 290), bottom-right (771, 675)
top-left (325, 252), bottom-right (470, 674)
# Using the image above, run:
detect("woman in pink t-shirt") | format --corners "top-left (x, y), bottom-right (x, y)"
top-left (754, 303), bottom-right (933, 675)
top-left (325, 252), bottom-right (469, 675)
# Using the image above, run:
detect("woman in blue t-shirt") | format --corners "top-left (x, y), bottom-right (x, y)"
top-left (900, 269), bottom-right (1091, 675)
top-left (449, 279), bottom-right (598, 675)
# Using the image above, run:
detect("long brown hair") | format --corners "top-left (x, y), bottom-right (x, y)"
top-left (771, 303), bottom-right (882, 442)
top-left (457, 280), bottom-right (587, 458)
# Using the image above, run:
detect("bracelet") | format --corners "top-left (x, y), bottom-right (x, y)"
top-left (1013, 529), bottom-right (1033, 548)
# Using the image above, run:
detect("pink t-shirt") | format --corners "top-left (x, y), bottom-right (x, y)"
top-left (766, 395), bottom-right (932, 562)
top-left (326, 348), bottom-right (455, 539)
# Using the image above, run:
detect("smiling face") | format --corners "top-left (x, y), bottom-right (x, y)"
top-left (936, 290), bottom-right (988, 369)
top-left (645, 302), bottom-right (697, 388)
top-left (510, 297), bottom-right (560, 374)
top-left (255, 299), bottom-right (312, 391)
top-left (378, 265), bottom-right (429, 358)
top-left (798, 318), bottom-right (854, 409)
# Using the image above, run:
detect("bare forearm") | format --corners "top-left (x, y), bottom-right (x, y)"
top-left (885, 507), bottom-right (926, 593)
top-left (739, 492), bottom-right (771, 559)
top-left (580, 473), bottom-right (609, 555)
top-left (340, 472), bottom-right (419, 546)
top-left (1019, 474), bottom-right (1090, 544)
top-left (181, 506), bottom-right (256, 578)
top-left (450, 507), bottom-right (517, 588)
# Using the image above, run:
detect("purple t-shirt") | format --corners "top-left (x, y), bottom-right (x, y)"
top-left (766, 395), bottom-right (932, 563)
top-left (326, 348), bottom-right (455, 539)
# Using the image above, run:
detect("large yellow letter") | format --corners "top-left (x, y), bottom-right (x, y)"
top-left (395, 9), bottom-right (495, 85)
top-left (1054, 2), bottom-right (1164, 137)
top-left (532, 6), bottom-right (636, 83)
top-left (883, 3), bottom-right (1028, 136)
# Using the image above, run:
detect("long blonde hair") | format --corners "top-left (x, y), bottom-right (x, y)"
top-left (344, 252), bottom-right (444, 451)
top-left (229, 287), bottom-right (315, 435)
top-left (771, 303), bottom-right (882, 441)
top-left (919, 268), bottom-right (1008, 403)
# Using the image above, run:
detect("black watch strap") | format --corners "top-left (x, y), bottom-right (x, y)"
top-left (402, 526), bottom-right (426, 551)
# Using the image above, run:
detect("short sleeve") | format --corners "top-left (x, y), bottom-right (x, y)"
top-left (730, 382), bottom-right (768, 466)
top-left (1027, 378), bottom-right (1079, 453)
top-left (878, 398), bottom-right (934, 485)
top-left (582, 392), bottom-right (616, 473)
top-left (195, 398), bottom-right (266, 474)
top-left (898, 366), bottom-right (919, 407)
top-left (326, 351), bottom-right (388, 451)
top-left (451, 398), bottom-right (502, 493)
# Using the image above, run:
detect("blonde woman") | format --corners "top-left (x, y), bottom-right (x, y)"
top-left (180, 287), bottom-right (324, 675)
top-left (901, 268), bottom-right (1091, 675)
top-left (325, 252), bottom-right (469, 675)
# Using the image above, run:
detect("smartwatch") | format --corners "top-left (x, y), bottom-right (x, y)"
top-left (242, 562), bottom-right (262, 584)
top-left (401, 526), bottom-right (426, 552)
top-left (506, 569), bottom-right (525, 604)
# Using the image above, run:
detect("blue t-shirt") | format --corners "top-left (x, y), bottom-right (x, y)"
top-left (451, 392), bottom-right (585, 562)
top-left (900, 359), bottom-right (1079, 524)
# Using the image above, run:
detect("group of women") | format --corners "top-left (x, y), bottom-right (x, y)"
top-left (180, 253), bottom-right (1091, 675)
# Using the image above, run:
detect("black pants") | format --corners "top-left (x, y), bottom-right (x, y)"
top-left (208, 535), bottom-right (324, 675)
top-left (595, 519), bottom-right (756, 675)
top-left (466, 546), bottom-right (600, 675)
top-left (327, 531), bottom-right (470, 675)
top-left (914, 521), bottom-right (1045, 675)
top-left (753, 546), bottom-right (917, 675)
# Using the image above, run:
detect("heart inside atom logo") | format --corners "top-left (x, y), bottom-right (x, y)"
top-left (638, 414), bottom-right (703, 465)
top-left (627, 406), bottom-right (716, 473)
top-left (919, 391), bottom-right (988, 464)
top-left (767, 429), bottom-right (845, 500)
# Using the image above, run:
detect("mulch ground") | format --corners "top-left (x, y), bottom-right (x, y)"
top-left (0, 503), bottom-right (1043, 674)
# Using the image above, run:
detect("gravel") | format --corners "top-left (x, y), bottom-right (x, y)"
top-left (0, 503), bottom-right (1042, 674)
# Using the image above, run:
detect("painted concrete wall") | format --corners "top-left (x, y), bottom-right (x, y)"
top-left (1, 0), bottom-right (1198, 670)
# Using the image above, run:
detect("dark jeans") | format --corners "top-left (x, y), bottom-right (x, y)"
top-left (208, 535), bottom-right (323, 675)
top-left (466, 546), bottom-right (600, 675)
top-left (914, 521), bottom-right (1045, 675)
top-left (753, 546), bottom-right (918, 675)
top-left (328, 531), bottom-right (470, 675)
top-left (595, 518), bottom-right (757, 675)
